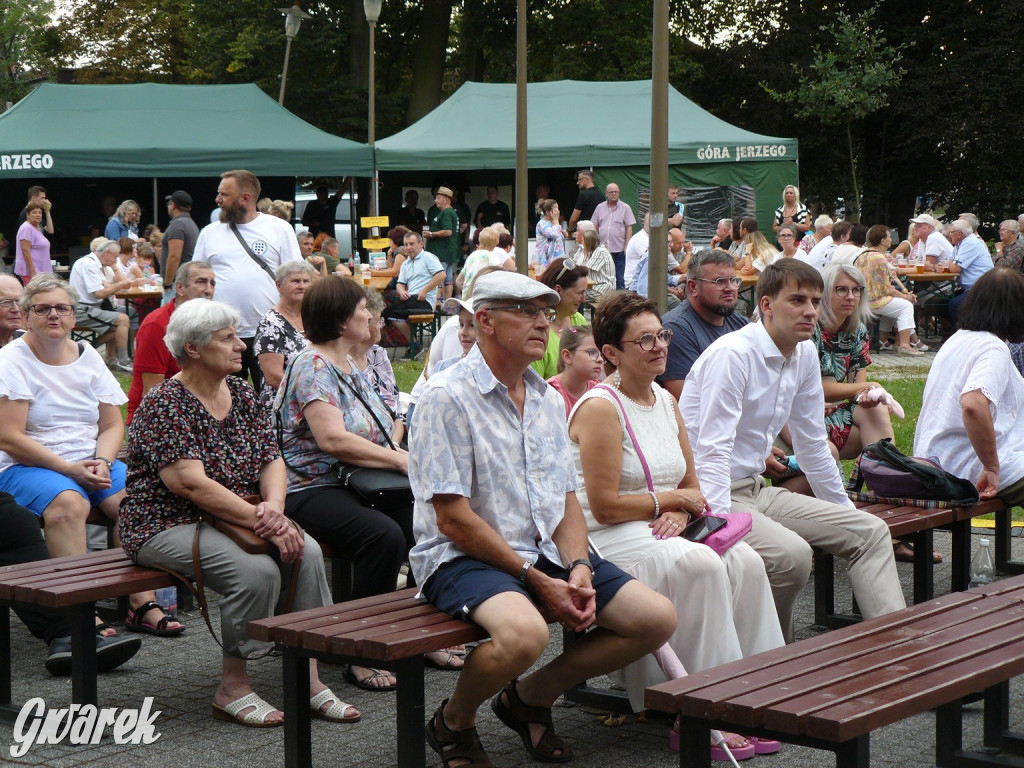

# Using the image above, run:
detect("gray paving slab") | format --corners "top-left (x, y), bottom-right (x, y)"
top-left (3, 530), bottom-right (1024, 767)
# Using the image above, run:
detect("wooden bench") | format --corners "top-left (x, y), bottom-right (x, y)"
top-left (248, 587), bottom-right (488, 768)
top-left (646, 586), bottom-right (1024, 767)
top-left (407, 312), bottom-right (438, 358)
top-left (815, 498), bottom-right (1007, 627)
top-left (0, 548), bottom-right (177, 723)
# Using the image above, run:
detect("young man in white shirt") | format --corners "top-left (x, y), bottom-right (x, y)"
top-left (680, 260), bottom-right (904, 641)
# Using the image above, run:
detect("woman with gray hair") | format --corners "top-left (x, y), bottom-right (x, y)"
top-left (814, 262), bottom-right (894, 459)
top-left (119, 298), bottom-right (359, 727)
top-left (576, 226), bottom-right (615, 302)
top-left (253, 260), bottom-right (315, 413)
top-left (994, 220), bottom-right (1023, 271)
top-left (352, 287), bottom-right (401, 419)
top-left (0, 273), bottom-right (185, 637)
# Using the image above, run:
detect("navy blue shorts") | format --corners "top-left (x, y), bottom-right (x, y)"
top-left (422, 554), bottom-right (633, 622)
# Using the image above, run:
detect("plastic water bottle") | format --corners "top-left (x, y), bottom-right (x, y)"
top-left (968, 537), bottom-right (996, 588)
top-left (353, 251), bottom-right (361, 272)
top-left (155, 587), bottom-right (173, 611)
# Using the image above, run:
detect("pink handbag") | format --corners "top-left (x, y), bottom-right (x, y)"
top-left (598, 385), bottom-right (751, 555)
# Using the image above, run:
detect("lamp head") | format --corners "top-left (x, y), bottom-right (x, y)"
top-left (278, 4), bottom-right (313, 39)
top-left (364, 0), bottom-right (383, 25)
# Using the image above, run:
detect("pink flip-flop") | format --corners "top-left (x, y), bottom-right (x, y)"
top-left (669, 729), bottom-right (757, 761)
top-left (749, 736), bottom-right (781, 754)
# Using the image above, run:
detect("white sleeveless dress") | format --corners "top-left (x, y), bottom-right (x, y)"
top-left (569, 384), bottom-right (783, 711)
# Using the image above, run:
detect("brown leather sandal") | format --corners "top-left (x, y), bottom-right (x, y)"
top-left (425, 699), bottom-right (494, 768)
top-left (490, 680), bottom-right (573, 763)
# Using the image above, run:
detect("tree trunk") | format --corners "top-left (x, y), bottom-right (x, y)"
top-left (405, 0), bottom-right (454, 125)
top-left (845, 118), bottom-right (861, 223)
top-left (348, 0), bottom-right (369, 96)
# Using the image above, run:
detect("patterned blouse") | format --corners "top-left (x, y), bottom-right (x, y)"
top-left (360, 345), bottom-right (400, 413)
top-left (813, 323), bottom-right (871, 450)
top-left (855, 250), bottom-right (897, 310)
top-left (118, 377), bottom-right (278, 560)
top-left (534, 219), bottom-right (566, 268)
top-left (253, 308), bottom-right (308, 413)
top-left (995, 242), bottom-right (1024, 272)
top-left (275, 346), bottom-right (396, 491)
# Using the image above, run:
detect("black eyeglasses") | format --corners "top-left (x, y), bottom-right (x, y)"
top-left (695, 276), bottom-right (743, 289)
top-left (833, 285), bottom-right (863, 297)
top-left (487, 304), bottom-right (557, 322)
top-left (30, 303), bottom-right (73, 317)
top-left (621, 329), bottom-right (673, 351)
top-left (578, 347), bottom-right (603, 361)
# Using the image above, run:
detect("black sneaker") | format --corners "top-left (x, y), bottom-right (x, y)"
top-left (45, 633), bottom-right (142, 676)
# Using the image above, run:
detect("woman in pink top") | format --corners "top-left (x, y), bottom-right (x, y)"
top-left (15, 201), bottom-right (52, 286)
top-left (546, 325), bottom-right (603, 417)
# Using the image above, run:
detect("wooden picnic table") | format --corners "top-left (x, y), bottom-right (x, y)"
top-left (344, 273), bottom-right (393, 291)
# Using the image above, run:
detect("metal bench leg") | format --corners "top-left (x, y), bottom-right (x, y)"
top-left (950, 520), bottom-right (973, 591)
top-left (395, 657), bottom-right (425, 768)
top-left (935, 700), bottom-right (963, 767)
top-left (994, 507), bottom-right (1024, 575)
top-left (911, 529), bottom-right (935, 604)
top-left (0, 606), bottom-right (13, 723)
top-left (69, 603), bottom-right (98, 706)
top-left (983, 682), bottom-right (1010, 752)
top-left (835, 735), bottom-right (869, 768)
top-left (814, 551), bottom-right (836, 626)
top-left (283, 648), bottom-right (311, 768)
top-left (678, 715), bottom-right (711, 767)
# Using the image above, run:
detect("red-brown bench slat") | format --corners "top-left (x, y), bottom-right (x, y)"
top-left (756, 602), bottom-right (1024, 733)
top-left (282, 603), bottom-right (445, 651)
top-left (645, 592), bottom-right (981, 714)
top-left (707, 600), bottom-right (1004, 726)
top-left (359, 620), bottom-right (488, 660)
top-left (12, 568), bottom-right (176, 608)
top-left (806, 632), bottom-right (1024, 742)
top-left (247, 588), bottom-right (419, 638)
top-left (326, 610), bottom-right (466, 656)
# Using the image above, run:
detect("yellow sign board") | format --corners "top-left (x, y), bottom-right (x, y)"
top-left (360, 216), bottom-right (390, 228)
top-left (362, 237), bottom-right (392, 250)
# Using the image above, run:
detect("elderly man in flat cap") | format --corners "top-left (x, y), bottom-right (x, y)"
top-left (410, 272), bottom-right (675, 767)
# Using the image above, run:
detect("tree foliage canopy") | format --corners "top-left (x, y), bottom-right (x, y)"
top-left (6, 0), bottom-right (1020, 227)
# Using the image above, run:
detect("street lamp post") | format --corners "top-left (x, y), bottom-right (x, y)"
top-left (278, 4), bottom-right (312, 105)
top-left (365, 0), bottom-right (382, 217)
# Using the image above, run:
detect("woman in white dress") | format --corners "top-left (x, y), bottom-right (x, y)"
top-left (567, 291), bottom-right (783, 743)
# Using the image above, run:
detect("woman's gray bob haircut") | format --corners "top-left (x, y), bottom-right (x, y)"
top-left (819, 262), bottom-right (872, 333)
top-left (21, 273), bottom-right (78, 311)
top-left (165, 298), bottom-right (240, 359)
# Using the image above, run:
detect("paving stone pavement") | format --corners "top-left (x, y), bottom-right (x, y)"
top-left (3, 529), bottom-right (1024, 768)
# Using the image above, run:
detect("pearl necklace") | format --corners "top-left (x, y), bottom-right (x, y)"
top-left (612, 371), bottom-right (655, 411)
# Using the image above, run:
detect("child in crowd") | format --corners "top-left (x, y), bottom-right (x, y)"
top-left (547, 325), bottom-right (603, 417)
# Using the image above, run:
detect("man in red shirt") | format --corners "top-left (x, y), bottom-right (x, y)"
top-left (126, 261), bottom-right (215, 424)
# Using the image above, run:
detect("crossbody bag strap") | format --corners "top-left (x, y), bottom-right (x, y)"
top-left (332, 366), bottom-right (399, 451)
top-left (229, 222), bottom-right (277, 282)
top-left (596, 384), bottom-right (654, 492)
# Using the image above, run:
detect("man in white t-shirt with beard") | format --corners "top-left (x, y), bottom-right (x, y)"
top-left (193, 170), bottom-right (302, 391)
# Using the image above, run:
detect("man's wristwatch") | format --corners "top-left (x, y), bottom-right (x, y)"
top-left (94, 456), bottom-right (113, 470)
top-left (519, 560), bottom-right (532, 582)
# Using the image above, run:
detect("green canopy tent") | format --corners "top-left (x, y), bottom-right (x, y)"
top-left (0, 82), bottom-right (373, 178)
top-left (374, 80), bottom-right (798, 240)
top-left (0, 83), bottom-right (373, 257)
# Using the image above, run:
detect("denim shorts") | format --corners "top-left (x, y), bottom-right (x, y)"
top-left (422, 553), bottom-right (633, 622)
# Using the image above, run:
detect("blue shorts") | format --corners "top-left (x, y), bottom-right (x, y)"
top-left (0, 461), bottom-right (127, 517)
top-left (422, 554), bottom-right (633, 622)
